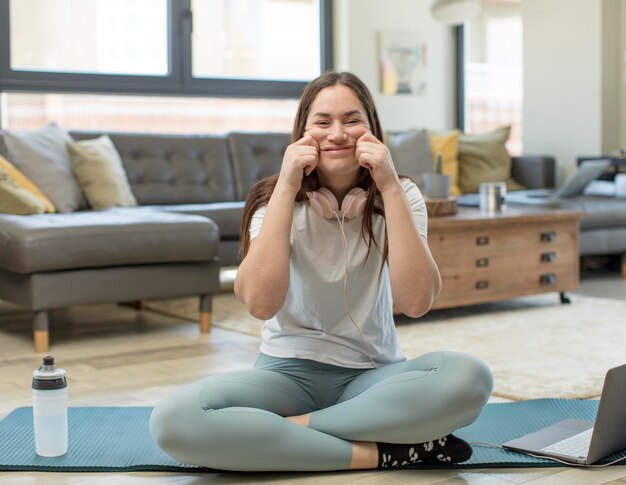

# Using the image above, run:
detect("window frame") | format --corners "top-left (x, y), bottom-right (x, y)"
top-left (455, 25), bottom-right (465, 131)
top-left (0, 0), bottom-right (334, 99)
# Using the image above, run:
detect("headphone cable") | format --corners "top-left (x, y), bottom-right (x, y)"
top-left (334, 210), bottom-right (377, 368)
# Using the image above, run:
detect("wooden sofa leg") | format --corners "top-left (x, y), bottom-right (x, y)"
top-left (119, 300), bottom-right (146, 310)
top-left (199, 294), bottom-right (212, 333)
top-left (33, 311), bottom-right (49, 353)
top-left (622, 254), bottom-right (626, 278)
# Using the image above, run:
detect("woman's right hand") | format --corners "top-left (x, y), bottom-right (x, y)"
top-left (277, 135), bottom-right (319, 193)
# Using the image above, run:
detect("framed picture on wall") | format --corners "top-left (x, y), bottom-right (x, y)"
top-left (378, 31), bottom-right (428, 96)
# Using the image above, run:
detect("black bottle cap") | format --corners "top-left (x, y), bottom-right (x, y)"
top-left (32, 356), bottom-right (67, 390)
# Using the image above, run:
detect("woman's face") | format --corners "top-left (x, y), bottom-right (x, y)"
top-left (304, 84), bottom-right (371, 179)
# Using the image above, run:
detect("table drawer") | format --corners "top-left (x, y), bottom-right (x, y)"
top-left (428, 221), bottom-right (578, 256)
top-left (432, 243), bottom-right (578, 277)
top-left (432, 265), bottom-right (578, 309)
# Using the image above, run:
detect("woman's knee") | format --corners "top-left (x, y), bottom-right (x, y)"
top-left (442, 351), bottom-right (494, 405)
top-left (406, 351), bottom-right (493, 397)
top-left (149, 393), bottom-right (189, 454)
top-left (149, 382), bottom-right (214, 459)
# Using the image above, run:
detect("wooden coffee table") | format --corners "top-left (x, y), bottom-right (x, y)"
top-left (427, 206), bottom-right (586, 309)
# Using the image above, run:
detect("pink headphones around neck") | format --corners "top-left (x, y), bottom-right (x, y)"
top-left (306, 187), bottom-right (367, 219)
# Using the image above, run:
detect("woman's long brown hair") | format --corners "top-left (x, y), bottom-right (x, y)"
top-left (240, 71), bottom-right (393, 270)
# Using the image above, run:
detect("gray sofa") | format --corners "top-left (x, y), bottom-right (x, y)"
top-left (1, 129), bottom-right (623, 352)
top-left (505, 157), bottom-right (626, 262)
top-left (0, 130), bottom-right (290, 352)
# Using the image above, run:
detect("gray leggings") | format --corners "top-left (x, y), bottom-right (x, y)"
top-left (150, 351), bottom-right (493, 472)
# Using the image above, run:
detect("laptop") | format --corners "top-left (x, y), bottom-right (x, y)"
top-left (507, 159), bottom-right (611, 204)
top-left (503, 363), bottom-right (626, 465)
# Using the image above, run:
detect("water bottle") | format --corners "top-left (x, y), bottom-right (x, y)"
top-left (32, 356), bottom-right (68, 457)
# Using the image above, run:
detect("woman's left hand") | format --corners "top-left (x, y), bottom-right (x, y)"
top-left (355, 130), bottom-right (401, 193)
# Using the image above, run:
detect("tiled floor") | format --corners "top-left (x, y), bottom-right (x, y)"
top-left (0, 263), bottom-right (624, 484)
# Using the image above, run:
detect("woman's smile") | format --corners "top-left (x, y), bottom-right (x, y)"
top-left (321, 145), bottom-right (355, 155)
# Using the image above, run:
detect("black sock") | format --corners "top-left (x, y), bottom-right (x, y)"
top-left (377, 434), bottom-right (472, 468)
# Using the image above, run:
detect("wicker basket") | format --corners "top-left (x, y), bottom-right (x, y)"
top-left (425, 197), bottom-right (458, 217)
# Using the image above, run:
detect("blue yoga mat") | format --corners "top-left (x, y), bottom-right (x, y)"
top-left (0, 400), bottom-right (625, 471)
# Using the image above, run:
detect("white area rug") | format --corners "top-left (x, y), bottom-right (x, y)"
top-left (147, 293), bottom-right (626, 401)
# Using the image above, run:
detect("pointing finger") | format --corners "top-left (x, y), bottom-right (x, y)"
top-left (296, 134), bottom-right (319, 148)
top-left (357, 131), bottom-right (379, 144)
top-left (352, 126), bottom-right (370, 140)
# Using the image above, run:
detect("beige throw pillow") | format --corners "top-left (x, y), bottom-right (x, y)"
top-left (458, 126), bottom-right (525, 193)
top-left (67, 136), bottom-right (137, 210)
top-left (0, 167), bottom-right (45, 215)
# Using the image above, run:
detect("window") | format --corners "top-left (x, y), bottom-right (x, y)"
top-left (191, 0), bottom-right (321, 82)
top-left (0, 92), bottom-right (299, 133)
top-left (457, 0), bottom-right (523, 154)
top-left (10, 0), bottom-right (169, 76)
top-left (0, 0), bottom-right (332, 98)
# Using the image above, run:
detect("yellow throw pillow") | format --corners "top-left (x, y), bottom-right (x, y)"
top-left (0, 168), bottom-right (45, 215)
top-left (0, 155), bottom-right (55, 212)
top-left (67, 135), bottom-right (137, 210)
top-left (429, 130), bottom-right (461, 196)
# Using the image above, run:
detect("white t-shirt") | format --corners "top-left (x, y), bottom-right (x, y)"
top-left (249, 178), bottom-right (428, 368)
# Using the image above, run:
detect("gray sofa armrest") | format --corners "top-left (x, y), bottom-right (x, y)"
top-left (511, 156), bottom-right (556, 189)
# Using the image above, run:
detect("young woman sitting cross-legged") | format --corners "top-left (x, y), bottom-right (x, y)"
top-left (149, 71), bottom-right (494, 472)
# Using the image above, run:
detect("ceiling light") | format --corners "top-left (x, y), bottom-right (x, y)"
top-left (431, 0), bottom-right (482, 25)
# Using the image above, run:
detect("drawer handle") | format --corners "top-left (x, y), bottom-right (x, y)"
top-left (476, 236), bottom-right (490, 246)
top-left (476, 258), bottom-right (489, 267)
top-left (540, 273), bottom-right (557, 285)
top-left (475, 280), bottom-right (489, 290)
top-left (541, 252), bottom-right (556, 263)
top-left (541, 231), bottom-right (557, 242)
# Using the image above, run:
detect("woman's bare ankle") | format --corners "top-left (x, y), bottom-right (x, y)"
top-left (350, 441), bottom-right (378, 469)
top-left (285, 413), bottom-right (312, 427)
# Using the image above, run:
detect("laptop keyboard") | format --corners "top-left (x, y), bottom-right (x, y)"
top-left (540, 428), bottom-right (593, 458)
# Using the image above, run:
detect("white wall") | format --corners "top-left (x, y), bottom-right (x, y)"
top-left (468, 2), bottom-right (522, 64)
top-left (522, 0), bottom-right (603, 181)
top-left (602, 0), bottom-right (620, 155)
top-left (333, 0), bottom-right (456, 132)
top-left (620, 1), bottom-right (626, 149)
top-left (523, 0), bottom-right (626, 181)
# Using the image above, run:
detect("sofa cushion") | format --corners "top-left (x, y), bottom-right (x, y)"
top-left (0, 169), bottom-right (45, 215)
top-left (2, 123), bottom-right (87, 212)
top-left (67, 135), bottom-right (138, 209)
top-left (228, 132), bottom-right (291, 200)
top-left (458, 126), bottom-right (525, 194)
top-left (385, 129), bottom-right (433, 189)
top-left (70, 131), bottom-right (237, 205)
top-left (580, 227), bottom-right (626, 256)
top-left (0, 210), bottom-right (218, 274)
top-left (520, 196), bottom-right (626, 230)
top-left (0, 155), bottom-right (55, 213)
top-left (429, 130), bottom-right (461, 196)
top-left (576, 197), bottom-right (626, 229)
top-left (140, 201), bottom-right (245, 239)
